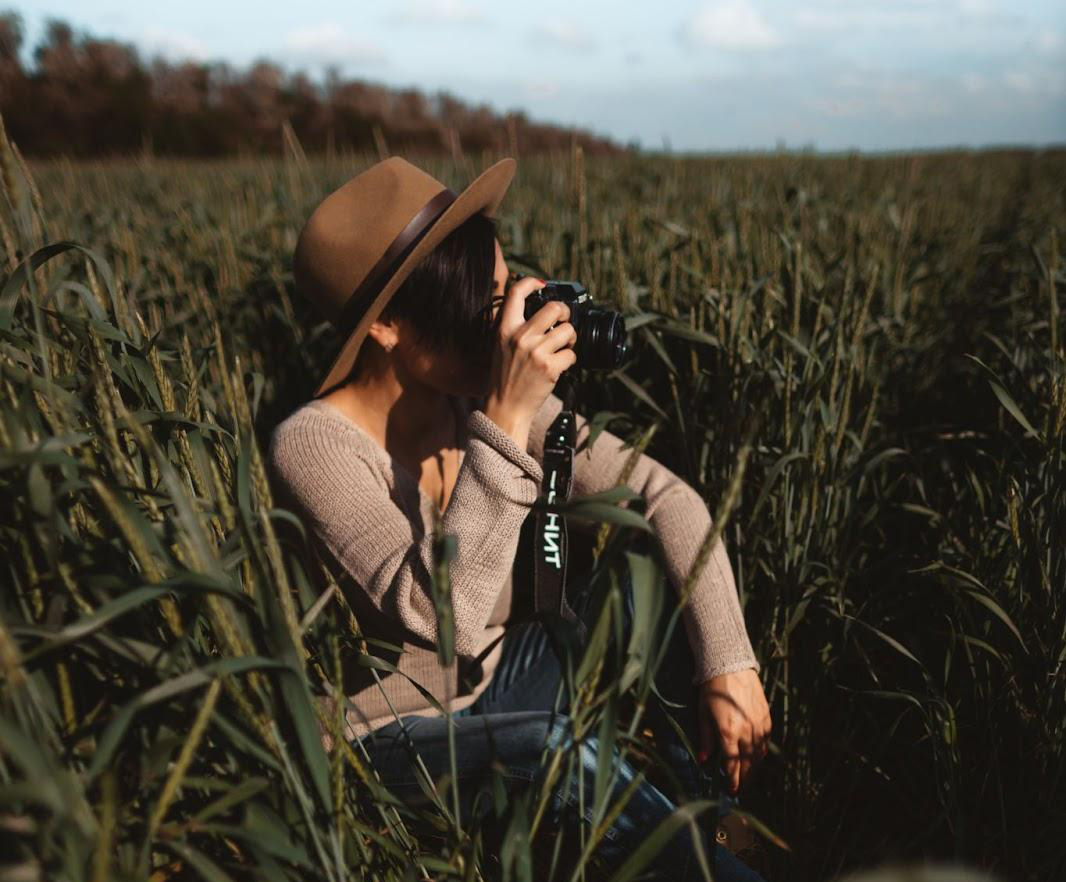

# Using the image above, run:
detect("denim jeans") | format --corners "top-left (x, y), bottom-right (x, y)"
top-left (355, 552), bottom-right (768, 882)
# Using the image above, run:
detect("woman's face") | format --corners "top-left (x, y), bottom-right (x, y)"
top-left (391, 237), bottom-right (508, 400)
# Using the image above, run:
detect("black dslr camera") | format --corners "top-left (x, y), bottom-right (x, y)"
top-left (522, 280), bottom-right (629, 371)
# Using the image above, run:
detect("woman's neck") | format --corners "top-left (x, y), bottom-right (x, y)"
top-left (325, 374), bottom-right (455, 451)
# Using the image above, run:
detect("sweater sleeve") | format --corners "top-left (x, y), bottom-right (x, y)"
top-left (527, 393), bottom-right (760, 684)
top-left (268, 407), bottom-right (544, 658)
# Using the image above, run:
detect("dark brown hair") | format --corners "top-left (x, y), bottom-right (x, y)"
top-left (349, 210), bottom-right (498, 378)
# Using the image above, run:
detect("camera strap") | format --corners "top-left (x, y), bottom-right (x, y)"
top-left (531, 398), bottom-right (588, 644)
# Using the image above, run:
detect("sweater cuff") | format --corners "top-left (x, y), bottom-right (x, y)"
top-left (691, 653), bottom-right (761, 686)
top-left (677, 592), bottom-right (761, 685)
top-left (467, 409), bottom-right (545, 485)
top-left (684, 613), bottom-right (761, 685)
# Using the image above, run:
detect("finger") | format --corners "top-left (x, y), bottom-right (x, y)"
top-left (498, 276), bottom-right (546, 332)
top-left (696, 698), bottom-right (714, 765)
top-left (738, 720), bottom-right (756, 788)
top-left (535, 321), bottom-right (577, 356)
top-left (755, 733), bottom-right (769, 760)
top-left (738, 748), bottom-right (752, 792)
top-left (522, 298), bottom-right (571, 339)
top-left (550, 347), bottom-right (578, 380)
top-left (758, 712), bottom-right (772, 758)
top-left (725, 749), bottom-right (740, 795)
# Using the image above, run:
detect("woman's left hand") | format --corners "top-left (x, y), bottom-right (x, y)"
top-left (696, 668), bottom-right (772, 796)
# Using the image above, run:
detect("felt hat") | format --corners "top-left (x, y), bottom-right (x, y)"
top-left (293, 155), bottom-right (516, 398)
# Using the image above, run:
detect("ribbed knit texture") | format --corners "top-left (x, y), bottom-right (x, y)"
top-left (268, 392), bottom-right (759, 740)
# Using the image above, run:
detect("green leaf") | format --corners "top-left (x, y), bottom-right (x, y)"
top-left (561, 502), bottom-right (654, 534)
top-left (606, 798), bottom-right (716, 882)
top-left (612, 370), bottom-right (669, 421)
top-left (21, 575), bottom-right (251, 664)
top-left (989, 380), bottom-right (1042, 440)
top-left (87, 656), bottom-right (289, 780)
top-left (500, 796), bottom-right (533, 882)
top-left (751, 451), bottom-right (806, 520)
top-left (593, 687), bottom-right (620, 812)
top-left (965, 589), bottom-right (1026, 651)
top-left (189, 778), bottom-right (271, 825)
top-left (843, 615), bottom-right (924, 668)
top-left (638, 325), bottom-right (678, 376)
top-left (620, 551), bottom-right (663, 692)
top-left (0, 241), bottom-right (118, 332)
top-left (656, 317), bottom-right (721, 348)
top-left (160, 840), bottom-right (241, 882)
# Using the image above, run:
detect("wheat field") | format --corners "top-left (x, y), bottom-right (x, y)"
top-left (0, 130), bottom-right (1063, 882)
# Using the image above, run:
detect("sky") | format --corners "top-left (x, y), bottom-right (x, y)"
top-left (9, 0), bottom-right (1066, 152)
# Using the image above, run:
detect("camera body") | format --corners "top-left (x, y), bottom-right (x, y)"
top-left (522, 280), bottom-right (629, 371)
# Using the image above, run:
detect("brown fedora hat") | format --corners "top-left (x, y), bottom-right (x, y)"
top-left (293, 155), bottom-right (517, 399)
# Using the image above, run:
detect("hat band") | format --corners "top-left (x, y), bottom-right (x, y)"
top-left (335, 187), bottom-right (458, 339)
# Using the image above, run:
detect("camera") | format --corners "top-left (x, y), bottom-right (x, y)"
top-left (522, 280), bottom-right (629, 371)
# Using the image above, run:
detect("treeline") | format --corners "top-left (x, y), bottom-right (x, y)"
top-left (0, 13), bottom-right (624, 158)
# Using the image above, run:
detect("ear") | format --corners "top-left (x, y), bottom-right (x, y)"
top-left (366, 317), bottom-right (400, 350)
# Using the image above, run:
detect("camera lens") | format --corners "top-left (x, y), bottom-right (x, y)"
top-left (578, 308), bottom-right (629, 371)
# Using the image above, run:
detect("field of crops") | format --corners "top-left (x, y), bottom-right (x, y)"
top-left (1, 127), bottom-right (1063, 882)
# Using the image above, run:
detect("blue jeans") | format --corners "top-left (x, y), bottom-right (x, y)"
top-left (356, 554), bottom-right (768, 881)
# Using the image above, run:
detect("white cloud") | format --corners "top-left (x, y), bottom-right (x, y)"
top-left (791, 0), bottom-right (1020, 33)
top-left (808, 70), bottom-right (957, 120)
top-left (794, 7), bottom-right (941, 31)
top-left (531, 20), bottom-right (598, 50)
top-left (1004, 70), bottom-right (1035, 92)
top-left (1035, 31), bottom-right (1062, 53)
top-left (284, 23), bottom-right (387, 66)
top-left (961, 72), bottom-right (986, 93)
top-left (681, 1), bottom-right (781, 50)
top-left (385, 0), bottom-right (488, 26)
top-left (1002, 68), bottom-right (1065, 96)
top-left (524, 81), bottom-right (561, 99)
top-left (139, 27), bottom-right (211, 63)
top-left (956, 0), bottom-right (997, 16)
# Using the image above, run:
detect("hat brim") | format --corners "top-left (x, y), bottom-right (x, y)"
top-left (312, 157), bottom-right (517, 399)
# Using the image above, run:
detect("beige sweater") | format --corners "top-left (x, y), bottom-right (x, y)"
top-left (267, 391), bottom-right (759, 740)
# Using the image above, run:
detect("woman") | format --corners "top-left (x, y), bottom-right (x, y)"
top-left (269, 156), bottom-right (772, 880)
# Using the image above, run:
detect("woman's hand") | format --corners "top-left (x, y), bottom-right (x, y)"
top-left (696, 667), bottom-right (772, 796)
top-left (483, 275), bottom-right (578, 448)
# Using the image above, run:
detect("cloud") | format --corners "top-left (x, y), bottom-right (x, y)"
top-left (385, 0), bottom-right (488, 26)
top-left (1035, 31), bottom-right (1062, 53)
top-left (1005, 70), bottom-right (1035, 93)
top-left (139, 27), bottom-right (211, 63)
top-left (530, 20), bottom-right (598, 50)
top-left (790, 0), bottom-right (1023, 34)
top-left (1002, 68), bottom-right (1065, 96)
top-left (956, 0), bottom-right (997, 15)
top-left (681, 0), bottom-right (781, 50)
top-left (524, 81), bottom-right (561, 99)
top-left (284, 23), bottom-right (387, 67)
top-left (800, 69), bottom-right (961, 120)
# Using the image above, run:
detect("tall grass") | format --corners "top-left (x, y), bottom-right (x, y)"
top-left (0, 129), bottom-right (1062, 881)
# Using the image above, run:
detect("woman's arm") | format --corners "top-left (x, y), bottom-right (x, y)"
top-left (269, 407), bottom-right (544, 658)
top-left (526, 392), bottom-right (759, 684)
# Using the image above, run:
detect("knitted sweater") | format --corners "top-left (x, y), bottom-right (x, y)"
top-left (267, 391), bottom-right (759, 740)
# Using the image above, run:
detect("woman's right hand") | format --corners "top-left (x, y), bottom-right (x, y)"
top-left (483, 275), bottom-right (578, 448)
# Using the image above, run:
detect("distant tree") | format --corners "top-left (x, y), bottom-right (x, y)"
top-left (0, 15), bottom-right (622, 158)
top-left (0, 11), bottom-right (25, 110)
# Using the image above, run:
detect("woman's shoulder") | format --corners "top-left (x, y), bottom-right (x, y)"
top-left (268, 399), bottom-right (388, 485)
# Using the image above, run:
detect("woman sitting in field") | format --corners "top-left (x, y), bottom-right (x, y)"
top-left (268, 156), bottom-right (772, 880)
